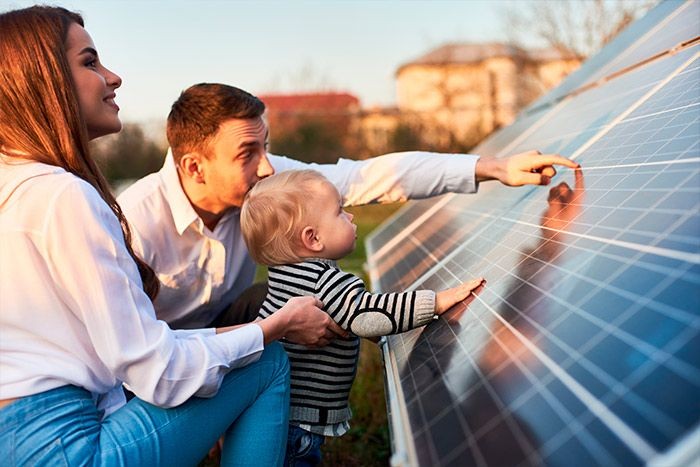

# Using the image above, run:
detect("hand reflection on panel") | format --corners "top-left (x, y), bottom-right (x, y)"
top-left (401, 170), bottom-right (585, 466)
top-left (481, 169), bottom-right (585, 373)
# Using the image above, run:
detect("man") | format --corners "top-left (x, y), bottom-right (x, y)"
top-left (118, 83), bottom-right (578, 330)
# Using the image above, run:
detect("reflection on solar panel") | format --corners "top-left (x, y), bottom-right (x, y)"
top-left (366, 2), bottom-right (700, 466)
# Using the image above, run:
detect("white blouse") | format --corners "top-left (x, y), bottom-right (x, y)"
top-left (0, 157), bottom-right (264, 416)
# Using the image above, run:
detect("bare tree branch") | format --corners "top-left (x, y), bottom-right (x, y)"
top-left (504, 0), bottom-right (655, 58)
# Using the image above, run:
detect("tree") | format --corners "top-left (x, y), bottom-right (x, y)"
top-left (91, 123), bottom-right (165, 187)
top-left (388, 123), bottom-right (426, 153)
top-left (504, 0), bottom-right (656, 59)
top-left (270, 118), bottom-right (348, 164)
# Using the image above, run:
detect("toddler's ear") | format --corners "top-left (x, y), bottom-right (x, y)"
top-left (301, 226), bottom-right (324, 252)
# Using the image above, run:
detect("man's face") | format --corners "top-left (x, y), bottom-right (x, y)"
top-left (201, 117), bottom-right (274, 210)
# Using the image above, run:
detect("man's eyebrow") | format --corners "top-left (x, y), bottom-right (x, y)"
top-left (238, 140), bottom-right (262, 148)
top-left (237, 126), bottom-right (268, 149)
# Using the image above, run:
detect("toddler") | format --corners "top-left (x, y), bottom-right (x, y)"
top-left (241, 169), bottom-right (484, 466)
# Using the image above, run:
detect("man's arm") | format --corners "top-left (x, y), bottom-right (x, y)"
top-left (270, 149), bottom-right (578, 206)
top-left (475, 150), bottom-right (579, 186)
top-left (269, 151), bottom-right (478, 206)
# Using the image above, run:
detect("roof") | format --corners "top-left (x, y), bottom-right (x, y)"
top-left (259, 92), bottom-right (360, 113)
top-left (397, 42), bottom-right (580, 73)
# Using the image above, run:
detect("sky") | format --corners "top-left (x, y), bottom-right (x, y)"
top-left (2, 0), bottom-right (538, 125)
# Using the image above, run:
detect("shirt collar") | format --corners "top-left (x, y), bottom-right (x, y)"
top-left (160, 148), bottom-right (202, 235)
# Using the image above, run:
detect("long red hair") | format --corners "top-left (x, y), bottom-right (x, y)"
top-left (0, 6), bottom-right (159, 299)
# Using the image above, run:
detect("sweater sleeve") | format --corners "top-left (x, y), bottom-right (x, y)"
top-left (315, 267), bottom-right (436, 337)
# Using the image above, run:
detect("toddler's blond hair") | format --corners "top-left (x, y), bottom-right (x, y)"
top-left (241, 169), bottom-right (331, 266)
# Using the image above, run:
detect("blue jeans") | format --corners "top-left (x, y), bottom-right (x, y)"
top-left (0, 342), bottom-right (290, 466)
top-left (284, 425), bottom-right (325, 467)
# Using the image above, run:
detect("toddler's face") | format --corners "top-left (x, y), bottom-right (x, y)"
top-left (310, 181), bottom-right (357, 259)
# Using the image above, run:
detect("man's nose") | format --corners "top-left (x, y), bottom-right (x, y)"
top-left (258, 153), bottom-right (274, 178)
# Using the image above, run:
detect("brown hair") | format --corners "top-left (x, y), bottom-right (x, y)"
top-left (166, 83), bottom-right (266, 162)
top-left (0, 6), bottom-right (159, 299)
top-left (241, 170), bottom-right (330, 266)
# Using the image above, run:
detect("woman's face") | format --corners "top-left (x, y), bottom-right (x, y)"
top-left (65, 22), bottom-right (122, 140)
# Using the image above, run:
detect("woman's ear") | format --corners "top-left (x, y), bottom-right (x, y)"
top-left (179, 153), bottom-right (205, 183)
top-left (301, 226), bottom-right (323, 252)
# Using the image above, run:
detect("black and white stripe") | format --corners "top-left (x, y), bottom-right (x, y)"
top-left (260, 258), bottom-right (435, 427)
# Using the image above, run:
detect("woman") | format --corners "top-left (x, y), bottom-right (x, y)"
top-left (0, 6), bottom-right (343, 465)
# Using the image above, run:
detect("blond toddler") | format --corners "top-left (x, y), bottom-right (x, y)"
top-left (241, 169), bottom-right (483, 465)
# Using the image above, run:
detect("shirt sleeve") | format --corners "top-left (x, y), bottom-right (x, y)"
top-left (315, 267), bottom-right (436, 337)
top-left (43, 180), bottom-right (264, 407)
top-left (269, 151), bottom-right (479, 206)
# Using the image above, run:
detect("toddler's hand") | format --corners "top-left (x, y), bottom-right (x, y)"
top-left (435, 278), bottom-right (485, 315)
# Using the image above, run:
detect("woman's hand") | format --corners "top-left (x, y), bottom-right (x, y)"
top-left (257, 296), bottom-right (348, 347)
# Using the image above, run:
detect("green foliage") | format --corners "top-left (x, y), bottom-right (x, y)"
top-left (91, 123), bottom-right (165, 185)
top-left (387, 121), bottom-right (484, 155)
top-left (389, 123), bottom-right (426, 153)
top-left (270, 118), bottom-right (348, 164)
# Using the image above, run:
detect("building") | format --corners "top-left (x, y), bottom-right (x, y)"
top-left (258, 43), bottom-right (580, 158)
top-left (361, 42), bottom-right (581, 152)
top-left (259, 92), bottom-right (362, 162)
top-left (259, 92), bottom-right (360, 138)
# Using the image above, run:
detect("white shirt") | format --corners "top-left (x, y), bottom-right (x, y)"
top-left (118, 150), bottom-right (479, 329)
top-left (0, 157), bottom-right (264, 416)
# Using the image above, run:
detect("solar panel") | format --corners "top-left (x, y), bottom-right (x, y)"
top-left (370, 43), bottom-right (697, 294)
top-left (524, 0), bottom-right (699, 113)
top-left (366, 2), bottom-right (700, 465)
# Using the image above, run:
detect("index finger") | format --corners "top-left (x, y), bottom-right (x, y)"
top-left (533, 154), bottom-right (580, 169)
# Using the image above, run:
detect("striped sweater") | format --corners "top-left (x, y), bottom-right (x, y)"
top-left (259, 258), bottom-right (435, 429)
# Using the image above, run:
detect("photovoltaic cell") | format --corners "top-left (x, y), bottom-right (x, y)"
top-left (367, 197), bottom-right (444, 260)
top-left (367, 2), bottom-right (700, 465)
